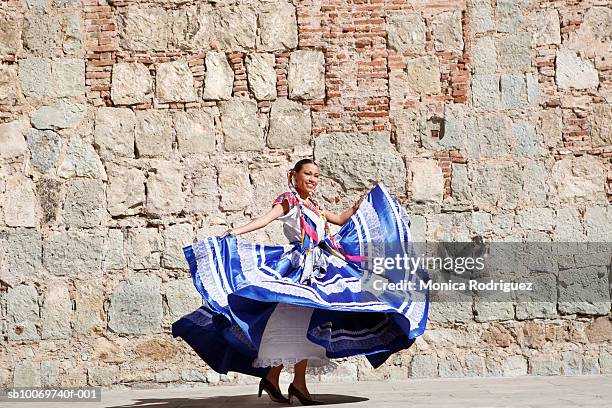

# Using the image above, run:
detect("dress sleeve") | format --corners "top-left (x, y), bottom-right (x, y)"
top-left (272, 192), bottom-right (296, 209)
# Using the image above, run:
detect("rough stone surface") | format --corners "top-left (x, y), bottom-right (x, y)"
top-left (405, 55), bottom-right (441, 95)
top-left (258, 2), bottom-right (298, 51)
top-left (94, 107), bottom-right (136, 158)
top-left (386, 13), bottom-right (426, 53)
top-left (408, 159), bottom-right (444, 204)
top-left (162, 224), bottom-right (194, 269)
top-left (556, 47), bottom-right (599, 90)
top-left (549, 156), bottom-right (606, 206)
top-left (267, 98), bottom-right (311, 148)
top-left (58, 136), bottom-right (106, 179)
top-left (108, 276), bottom-right (163, 335)
top-left (111, 62), bottom-right (153, 104)
top-left (19, 57), bottom-right (53, 98)
top-left (203, 51), bottom-right (234, 100)
top-left (31, 99), bottom-right (85, 130)
top-left (165, 278), bottom-right (202, 320)
top-left (126, 228), bottom-right (162, 270)
top-left (54, 58), bottom-right (85, 97)
top-left (0, 119), bottom-right (28, 159)
top-left (220, 97), bottom-right (264, 151)
top-left (214, 5), bottom-right (257, 51)
top-left (6, 285), bottom-right (40, 341)
top-left (4, 175), bottom-right (37, 227)
top-left (146, 160), bottom-right (185, 216)
top-left (590, 104), bottom-right (611, 147)
top-left (530, 9), bottom-right (561, 46)
top-left (288, 50), bottom-right (325, 100)
top-left (135, 110), bottom-right (173, 158)
top-left (63, 178), bottom-right (106, 228)
top-left (1, 229), bottom-right (42, 284)
top-left (73, 281), bottom-right (105, 335)
top-left (117, 5), bottom-right (168, 51)
top-left (170, 4), bottom-right (213, 50)
top-left (497, 33), bottom-right (532, 71)
top-left (43, 231), bottom-right (104, 275)
top-left (175, 109), bottom-right (216, 155)
top-left (41, 284), bottom-right (72, 339)
top-left (107, 165), bottom-right (145, 216)
top-left (26, 128), bottom-right (61, 173)
top-left (431, 10), bottom-right (464, 53)
top-left (218, 164), bottom-right (253, 211)
top-left (315, 132), bottom-right (406, 194)
top-left (155, 60), bottom-right (197, 103)
top-left (245, 53), bottom-right (277, 101)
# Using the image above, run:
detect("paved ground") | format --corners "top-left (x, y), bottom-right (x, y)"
top-left (2, 375), bottom-right (611, 408)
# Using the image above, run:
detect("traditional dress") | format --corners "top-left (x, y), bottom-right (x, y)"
top-left (171, 177), bottom-right (430, 378)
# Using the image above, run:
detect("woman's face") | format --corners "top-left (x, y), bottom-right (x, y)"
top-left (293, 163), bottom-right (320, 194)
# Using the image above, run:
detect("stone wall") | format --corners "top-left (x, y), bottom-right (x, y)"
top-left (0, 0), bottom-right (611, 389)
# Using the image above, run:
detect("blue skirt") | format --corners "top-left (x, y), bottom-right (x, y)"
top-left (171, 183), bottom-right (430, 378)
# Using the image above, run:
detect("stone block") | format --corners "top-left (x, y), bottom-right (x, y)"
top-left (94, 107), bottom-right (136, 158)
top-left (41, 284), bottom-right (72, 339)
top-left (111, 62), bottom-right (153, 105)
top-left (288, 50), bottom-right (325, 100)
top-left (405, 55), bottom-right (441, 95)
top-left (146, 160), bottom-right (185, 216)
top-left (408, 159), bottom-right (444, 204)
top-left (26, 129), bottom-right (61, 173)
top-left (558, 266), bottom-right (609, 315)
top-left (19, 57), bottom-right (52, 98)
top-left (6, 285), bottom-right (40, 341)
top-left (31, 99), bottom-right (85, 130)
top-left (214, 5), bottom-right (257, 51)
top-left (175, 109), bottom-right (215, 155)
top-left (218, 164), bottom-right (253, 211)
top-left (315, 131), bottom-right (406, 194)
top-left (555, 47), bottom-right (599, 90)
top-left (267, 98), bottom-right (311, 148)
top-left (108, 276), bottom-right (163, 334)
top-left (245, 53), bottom-right (277, 101)
top-left (202, 51), bottom-right (234, 100)
top-left (4, 174), bottom-right (37, 227)
top-left (431, 10), bottom-right (464, 52)
top-left (126, 228), bottom-right (161, 270)
top-left (73, 281), bottom-right (105, 336)
top-left (386, 12), bottom-right (426, 53)
top-left (1, 228), bottom-right (42, 284)
top-left (63, 179), bottom-right (106, 228)
top-left (117, 5), bottom-right (168, 51)
top-left (258, 2), bottom-right (298, 51)
top-left (219, 97), bottom-right (264, 151)
top-left (497, 33), bottom-right (532, 71)
top-left (134, 110), bottom-right (173, 158)
top-left (54, 58), bottom-right (85, 97)
top-left (0, 119), bottom-right (28, 159)
top-left (107, 165), bottom-right (145, 216)
top-left (43, 231), bottom-right (104, 275)
top-left (162, 223), bottom-right (193, 269)
top-left (165, 279), bottom-right (202, 320)
top-left (155, 60), bottom-right (197, 103)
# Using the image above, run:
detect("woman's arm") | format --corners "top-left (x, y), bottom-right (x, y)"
top-left (220, 200), bottom-right (290, 237)
top-left (324, 193), bottom-right (367, 226)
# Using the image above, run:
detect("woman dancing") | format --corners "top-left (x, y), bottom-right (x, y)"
top-left (172, 159), bottom-right (429, 405)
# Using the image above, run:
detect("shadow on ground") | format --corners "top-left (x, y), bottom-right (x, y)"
top-left (108, 393), bottom-right (368, 407)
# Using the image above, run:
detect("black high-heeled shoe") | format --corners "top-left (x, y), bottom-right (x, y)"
top-left (288, 382), bottom-right (324, 405)
top-left (258, 377), bottom-right (290, 404)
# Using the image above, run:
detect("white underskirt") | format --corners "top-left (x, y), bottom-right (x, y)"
top-left (252, 302), bottom-right (338, 375)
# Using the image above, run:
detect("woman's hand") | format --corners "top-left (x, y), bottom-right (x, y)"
top-left (219, 228), bottom-right (235, 238)
top-left (353, 192), bottom-right (367, 211)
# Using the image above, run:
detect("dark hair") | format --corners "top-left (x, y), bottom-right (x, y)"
top-left (292, 159), bottom-right (319, 173)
